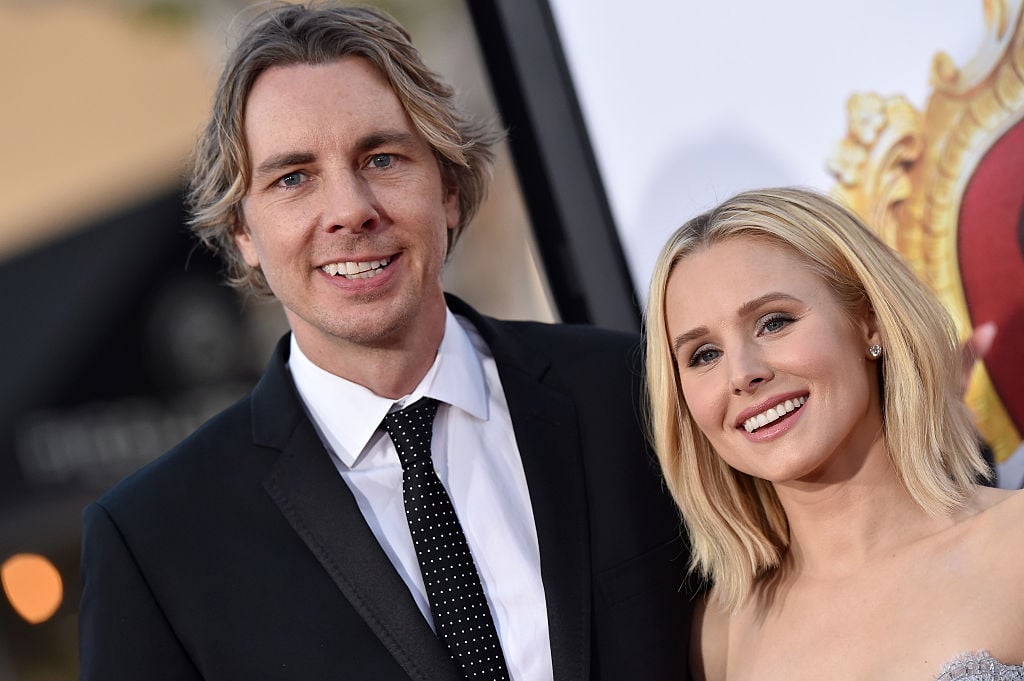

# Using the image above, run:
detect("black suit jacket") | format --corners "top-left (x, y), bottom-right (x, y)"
top-left (79, 297), bottom-right (692, 680)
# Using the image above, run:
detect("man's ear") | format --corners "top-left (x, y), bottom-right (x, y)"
top-left (232, 211), bottom-right (261, 268)
top-left (443, 181), bottom-right (460, 234)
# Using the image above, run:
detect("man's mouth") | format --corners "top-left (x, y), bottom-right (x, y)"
top-left (321, 256), bottom-right (393, 279)
top-left (742, 396), bottom-right (806, 433)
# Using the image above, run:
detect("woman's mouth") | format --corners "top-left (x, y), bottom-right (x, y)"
top-left (742, 396), bottom-right (807, 433)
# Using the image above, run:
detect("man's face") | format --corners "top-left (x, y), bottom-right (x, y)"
top-left (236, 57), bottom-right (459, 372)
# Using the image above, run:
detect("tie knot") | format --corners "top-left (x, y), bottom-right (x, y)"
top-left (381, 397), bottom-right (439, 468)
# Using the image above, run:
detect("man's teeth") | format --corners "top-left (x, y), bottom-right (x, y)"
top-left (322, 257), bottom-right (392, 279)
top-left (743, 396), bottom-right (807, 433)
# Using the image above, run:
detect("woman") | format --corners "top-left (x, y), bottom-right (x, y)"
top-left (645, 187), bottom-right (1023, 680)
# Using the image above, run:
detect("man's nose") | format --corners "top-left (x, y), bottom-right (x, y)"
top-left (320, 171), bottom-right (380, 233)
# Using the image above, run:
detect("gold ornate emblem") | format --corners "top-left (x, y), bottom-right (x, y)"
top-left (828, 0), bottom-right (1024, 463)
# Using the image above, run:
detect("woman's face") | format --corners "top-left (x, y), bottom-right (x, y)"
top-left (664, 235), bottom-right (883, 484)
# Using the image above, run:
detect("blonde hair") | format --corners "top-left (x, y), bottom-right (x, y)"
top-left (186, 2), bottom-right (500, 295)
top-left (644, 187), bottom-right (988, 610)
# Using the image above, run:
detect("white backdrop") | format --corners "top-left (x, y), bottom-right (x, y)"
top-left (548, 0), bottom-right (985, 297)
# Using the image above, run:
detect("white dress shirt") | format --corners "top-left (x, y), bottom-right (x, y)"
top-left (287, 310), bottom-right (554, 681)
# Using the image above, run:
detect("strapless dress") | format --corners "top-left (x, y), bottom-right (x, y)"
top-left (935, 652), bottom-right (1024, 680)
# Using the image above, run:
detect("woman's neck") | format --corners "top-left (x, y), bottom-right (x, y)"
top-left (775, 443), bottom-right (953, 580)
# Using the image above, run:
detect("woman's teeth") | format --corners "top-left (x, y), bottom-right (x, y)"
top-left (743, 396), bottom-right (806, 433)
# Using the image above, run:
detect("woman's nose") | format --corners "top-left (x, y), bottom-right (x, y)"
top-left (729, 345), bottom-right (774, 395)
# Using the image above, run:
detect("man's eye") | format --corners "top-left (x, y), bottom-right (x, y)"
top-left (278, 172), bottom-right (304, 188)
top-left (367, 154), bottom-right (393, 169)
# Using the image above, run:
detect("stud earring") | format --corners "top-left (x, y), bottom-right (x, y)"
top-left (868, 344), bottom-right (882, 359)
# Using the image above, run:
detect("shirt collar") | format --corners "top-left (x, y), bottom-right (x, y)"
top-left (287, 308), bottom-right (489, 467)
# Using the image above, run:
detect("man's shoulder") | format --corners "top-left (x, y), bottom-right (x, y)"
top-left (493, 317), bottom-right (641, 357)
top-left (503, 317), bottom-right (639, 341)
top-left (484, 319), bottom-right (646, 399)
top-left (94, 393), bottom-right (262, 513)
top-left (446, 293), bottom-right (641, 356)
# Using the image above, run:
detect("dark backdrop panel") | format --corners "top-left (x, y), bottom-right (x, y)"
top-left (467, 0), bottom-right (640, 332)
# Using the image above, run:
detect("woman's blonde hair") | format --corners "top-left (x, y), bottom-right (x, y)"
top-left (644, 187), bottom-right (988, 610)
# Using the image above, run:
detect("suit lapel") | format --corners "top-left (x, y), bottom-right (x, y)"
top-left (447, 297), bottom-right (592, 681)
top-left (252, 338), bottom-right (461, 681)
top-left (251, 306), bottom-right (596, 681)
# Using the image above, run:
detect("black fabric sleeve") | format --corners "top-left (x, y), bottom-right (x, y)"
top-left (79, 502), bottom-right (203, 681)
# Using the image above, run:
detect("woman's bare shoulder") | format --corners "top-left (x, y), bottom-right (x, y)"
top-left (962, 486), bottom-right (1024, 580)
top-left (967, 485), bottom-right (1024, 527)
top-left (691, 588), bottom-right (730, 681)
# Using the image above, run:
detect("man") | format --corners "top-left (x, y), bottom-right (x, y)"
top-left (79, 4), bottom-right (692, 680)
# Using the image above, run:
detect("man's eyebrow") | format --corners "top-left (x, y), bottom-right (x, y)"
top-left (669, 292), bottom-right (801, 353)
top-left (253, 152), bottom-right (316, 179)
top-left (355, 130), bottom-right (417, 153)
top-left (251, 131), bottom-right (419, 179)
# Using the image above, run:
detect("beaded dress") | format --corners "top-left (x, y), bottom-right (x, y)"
top-left (935, 652), bottom-right (1024, 680)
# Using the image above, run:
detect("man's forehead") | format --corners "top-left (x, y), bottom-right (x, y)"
top-left (246, 57), bottom-right (393, 105)
top-left (242, 58), bottom-right (412, 149)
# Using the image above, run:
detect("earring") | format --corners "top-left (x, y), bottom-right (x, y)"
top-left (868, 344), bottom-right (882, 359)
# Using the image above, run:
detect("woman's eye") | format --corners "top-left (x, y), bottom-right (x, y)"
top-left (758, 313), bottom-right (793, 335)
top-left (367, 153), bottom-right (393, 169)
top-left (688, 346), bottom-right (721, 367)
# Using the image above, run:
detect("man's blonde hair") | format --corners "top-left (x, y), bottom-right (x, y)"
top-left (186, 2), bottom-right (500, 295)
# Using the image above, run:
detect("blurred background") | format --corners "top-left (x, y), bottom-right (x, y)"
top-left (0, 0), bottom-right (553, 677)
top-left (5, 0), bottom-right (1023, 676)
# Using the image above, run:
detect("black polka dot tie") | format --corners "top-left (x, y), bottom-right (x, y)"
top-left (381, 397), bottom-right (510, 681)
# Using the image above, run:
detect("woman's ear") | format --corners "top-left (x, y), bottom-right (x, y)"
top-left (858, 305), bottom-right (882, 357)
top-left (864, 307), bottom-right (880, 346)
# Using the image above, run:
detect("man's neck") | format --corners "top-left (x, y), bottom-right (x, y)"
top-left (290, 310), bottom-right (448, 399)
